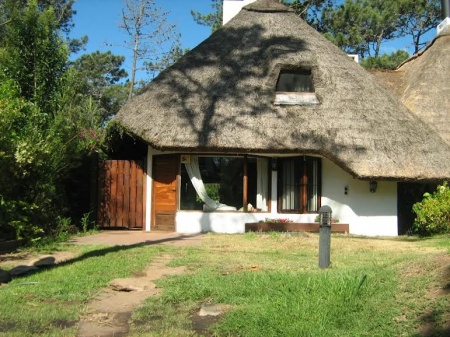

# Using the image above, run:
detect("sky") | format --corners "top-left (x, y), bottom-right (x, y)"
top-left (70, 0), bottom-right (213, 80)
top-left (69, 0), bottom-right (438, 82)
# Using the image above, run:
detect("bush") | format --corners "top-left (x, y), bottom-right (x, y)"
top-left (412, 182), bottom-right (450, 236)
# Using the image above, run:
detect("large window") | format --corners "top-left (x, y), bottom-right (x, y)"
top-left (180, 156), bottom-right (270, 212)
top-left (278, 156), bottom-right (321, 213)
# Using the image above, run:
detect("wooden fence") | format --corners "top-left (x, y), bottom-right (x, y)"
top-left (97, 160), bottom-right (145, 229)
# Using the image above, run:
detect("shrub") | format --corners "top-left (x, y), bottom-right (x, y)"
top-left (412, 182), bottom-right (450, 236)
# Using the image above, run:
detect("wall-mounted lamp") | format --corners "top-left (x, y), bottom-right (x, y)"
top-left (344, 185), bottom-right (349, 195)
top-left (271, 158), bottom-right (278, 171)
top-left (369, 181), bottom-right (377, 193)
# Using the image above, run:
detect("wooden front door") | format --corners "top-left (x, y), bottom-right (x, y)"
top-left (152, 155), bottom-right (178, 231)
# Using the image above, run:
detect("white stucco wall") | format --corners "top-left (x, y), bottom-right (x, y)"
top-left (320, 159), bottom-right (398, 236)
top-left (146, 148), bottom-right (398, 236)
top-left (176, 211), bottom-right (318, 234)
top-left (223, 0), bottom-right (257, 25)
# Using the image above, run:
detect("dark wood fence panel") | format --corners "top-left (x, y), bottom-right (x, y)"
top-left (97, 160), bottom-right (145, 229)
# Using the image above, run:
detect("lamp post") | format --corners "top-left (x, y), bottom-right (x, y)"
top-left (319, 205), bottom-right (332, 269)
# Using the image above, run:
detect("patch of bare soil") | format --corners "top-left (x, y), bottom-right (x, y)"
top-left (77, 255), bottom-right (187, 337)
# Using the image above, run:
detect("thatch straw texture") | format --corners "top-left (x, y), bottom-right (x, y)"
top-left (116, 0), bottom-right (450, 181)
top-left (373, 30), bottom-right (450, 147)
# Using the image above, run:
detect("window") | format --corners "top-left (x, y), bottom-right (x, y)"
top-left (277, 71), bottom-right (313, 92)
top-left (274, 70), bottom-right (319, 105)
top-left (180, 156), bottom-right (270, 212)
top-left (278, 156), bottom-right (321, 213)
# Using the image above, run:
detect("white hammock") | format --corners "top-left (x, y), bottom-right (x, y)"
top-left (184, 156), bottom-right (237, 211)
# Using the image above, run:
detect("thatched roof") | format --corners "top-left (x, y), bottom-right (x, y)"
top-left (372, 30), bottom-right (450, 146)
top-left (116, 0), bottom-right (450, 181)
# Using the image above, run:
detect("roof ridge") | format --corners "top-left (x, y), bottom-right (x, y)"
top-left (243, 0), bottom-right (294, 13)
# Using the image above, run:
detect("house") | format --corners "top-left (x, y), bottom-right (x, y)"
top-left (370, 15), bottom-right (450, 234)
top-left (114, 0), bottom-right (450, 236)
top-left (371, 22), bottom-right (450, 146)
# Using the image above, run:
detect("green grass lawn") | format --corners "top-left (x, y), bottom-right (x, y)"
top-left (0, 233), bottom-right (448, 337)
top-left (131, 233), bottom-right (449, 337)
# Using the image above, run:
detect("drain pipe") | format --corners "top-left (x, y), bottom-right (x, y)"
top-left (442, 0), bottom-right (450, 19)
top-left (437, 0), bottom-right (450, 36)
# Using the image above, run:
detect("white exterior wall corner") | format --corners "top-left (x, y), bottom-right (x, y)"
top-left (321, 159), bottom-right (398, 236)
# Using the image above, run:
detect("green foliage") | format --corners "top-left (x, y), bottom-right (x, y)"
top-left (360, 50), bottom-right (410, 69)
top-left (70, 51), bottom-right (128, 121)
top-left (322, 0), bottom-right (401, 58)
top-left (282, 0), bottom-right (335, 32)
top-left (80, 212), bottom-right (96, 233)
top-left (396, 0), bottom-right (441, 54)
top-left (412, 182), bottom-right (450, 236)
top-left (191, 0), bottom-right (223, 33)
top-left (0, 0), bottom-right (68, 114)
top-left (322, 0), bottom-right (440, 58)
top-left (0, 1), bottom-right (107, 243)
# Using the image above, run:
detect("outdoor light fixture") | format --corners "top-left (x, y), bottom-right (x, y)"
top-left (318, 205), bottom-right (332, 269)
top-left (271, 158), bottom-right (278, 171)
top-left (369, 181), bottom-right (377, 193)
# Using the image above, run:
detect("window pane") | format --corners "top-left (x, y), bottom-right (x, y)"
top-left (281, 159), bottom-right (299, 211)
top-left (307, 159), bottom-right (320, 212)
top-left (247, 157), bottom-right (270, 212)
top-left (276, 72), bottom-right (313, 92)
top-left (278, 156), bottom-right (321, 213)
top-left (180, 157), bottom-right (243, 211)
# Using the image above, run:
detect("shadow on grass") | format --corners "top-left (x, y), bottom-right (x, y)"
top-left (4, 233), bottom-right (203, 279)
top-left (413, 308), bottom-right (450, 337)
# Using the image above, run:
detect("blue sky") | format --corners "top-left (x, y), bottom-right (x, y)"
top-left (70, 0), bottom-right (437, 82)
top-left (70, 0), bottom-right (213, 80)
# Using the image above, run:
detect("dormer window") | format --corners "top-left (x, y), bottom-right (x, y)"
top-left (274, 70), bottom-right (319, 105)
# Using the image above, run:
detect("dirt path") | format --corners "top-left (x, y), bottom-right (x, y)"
top-left (74, 232), bottom-right (203, 337)
top-left (77, 254), bottom-right (187, 337)
top-left (0, 231), bottom-right (204, 337)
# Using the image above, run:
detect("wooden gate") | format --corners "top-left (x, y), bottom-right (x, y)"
top-left (97, 160), bottom-right (145, 229)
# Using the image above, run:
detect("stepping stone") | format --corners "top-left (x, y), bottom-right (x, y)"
top-left (32, 256), bottom-right (56, 267)
top-left (199, 303), bottom-right (231, 317)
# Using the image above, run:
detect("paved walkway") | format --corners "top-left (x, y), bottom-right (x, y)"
top-left (0, 231), bottom-right (204, 269)
top-left (69, 230), bottom-right (205, 247)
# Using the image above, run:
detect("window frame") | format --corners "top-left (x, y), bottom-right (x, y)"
top-left (274, 69), bottom-right (319, 105)
top-left (178, 154), bottom-right (271, 213)
top-left (277, 156), bottom-right (322, 214)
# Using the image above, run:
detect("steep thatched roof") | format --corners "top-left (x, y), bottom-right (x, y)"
top-left (116, 0), bottom-right (450, 181)
top-left (372, 29), bottom-right (450, 146)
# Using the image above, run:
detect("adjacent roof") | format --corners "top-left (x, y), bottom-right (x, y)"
top-left (116, 0), bottom-right (450, 181)
top-left (372, 29), bottom-right (450, 146)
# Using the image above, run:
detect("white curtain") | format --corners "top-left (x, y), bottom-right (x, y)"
top-left (184, 156), bottom-right (236, 211)
top-left (256, 158), bottom-right (268, 211)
